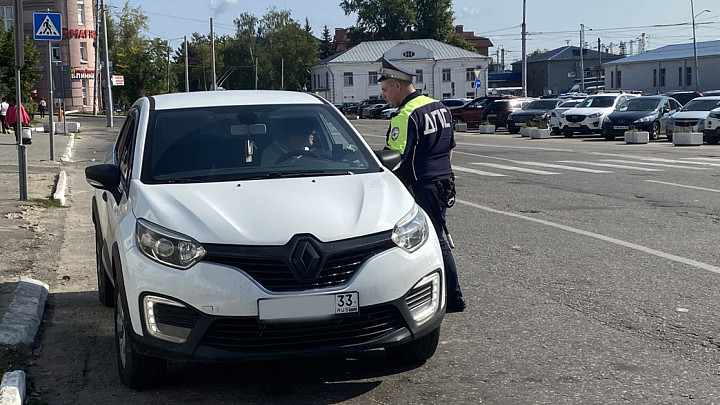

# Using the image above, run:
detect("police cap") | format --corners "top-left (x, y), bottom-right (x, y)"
top-left (378, 57), bottom-right (416, 82)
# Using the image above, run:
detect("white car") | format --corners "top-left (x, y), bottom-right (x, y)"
top-left (667, 96), bottom-right (720, 142)
top-left (559, 93), bottom-right (638, 137)
top-left (85, 90), bottom-right (446, 388)
top-left (381, 107), bottom-right (398, 119)
top-left (703, 107), bottom-right (720, 144)
top-left (549, 99), bottom-right (583, 135)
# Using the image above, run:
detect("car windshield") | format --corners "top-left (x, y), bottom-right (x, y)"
top-left (617, 98), bottom-right (661, 112)
top-left (524, 100), bottom-right (560, 110)
top-left (558, 100), bottom-right (581, 108)
top-left (141, 104), bottom-right (379, 184)
top-left (576, 96), bottom-right (616, 108)
top-left (681, 99), bottom-right (720, 112)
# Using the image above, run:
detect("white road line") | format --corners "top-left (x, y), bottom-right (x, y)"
top-left (516, 161), bottom-right (612, 173)
top-left (470, 162), bottom-right (560, 175)
top-left (684, 157), bottom-right (720, 162)
top-left (588, 152), bottom-right (720, 167)
top-left (558, 161), bottom-right (663, 172)
top-left (457, 199), bottom-right (720, 275)
top-left (645, 180), bottom-right (720, 193)
top-left (453, 165), bottom-right (507, 177)
top-left (600, 159), bottom-right (710, 170)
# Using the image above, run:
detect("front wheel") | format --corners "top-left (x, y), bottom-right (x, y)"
top-left (95, 224), bottom-right (114, 307)
top-left (707, 128), bottom-right (720, 145)
top-left (385, 327), bottom-right (440, 364)
top-left (603, 133), bottom-right (616, 141)
top-left (650, 121), bottom-right (661, 140)
top-left (563, 130), bottom-right (574, 138)
top-left (508, 126), bottom-right (520, 134)
top-left (115, 275), bottom-right (166, 388)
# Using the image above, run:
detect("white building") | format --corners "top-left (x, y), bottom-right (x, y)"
top-left (311, 39), bottom-right (491, 104)
top-left (603, 40), bottom-right (720, 94)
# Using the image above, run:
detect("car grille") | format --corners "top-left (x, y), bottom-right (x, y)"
top-left (202, 232), bottom-right (396, 292)
top-left (674, 119), bottom-right (701, 127)
top-left (199, 305), bottom-right (406, 352)
top-left (566, 115), bottom-right (586, 123)
top-left (154, 302), bottom-right (200, 329)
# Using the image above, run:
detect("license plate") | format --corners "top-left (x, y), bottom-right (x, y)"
top-left (258, 292), bottom-right (359, 321)
top-left (614, 125), bottom-right (629, 130)
top-left (567, 123), bottom-right (580, 128)
top-left (487, 114), bottom-right (497, 118)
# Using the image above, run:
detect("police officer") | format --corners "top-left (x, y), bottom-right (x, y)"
top-left (379, 58), bottom-right (465, 313)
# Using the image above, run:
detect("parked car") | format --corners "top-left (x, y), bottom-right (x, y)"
top-left (601, 95), bottom-right (682, 141)
top-left (355, 98), bottom-right (381, 116)
top-left (559, 93), bottom-right (638, 137)
top-left (666, 96), bottom-right (720, 142)
top-left (702, 107), bottom-right (720, 144)
top-left (663, 90), bottom-right (703, 106)
top-left (85, 90), bottom-right (445, 388)
top-left (549, 99), bottom-right (583, 135)
top-left (381, 107), bottom-right (399, 119)
top-left (340, 102), bottom-right (360, 114)
top-left (702, 90), bottom-right (720, 97)
top-left (450, 95), bottom-right (510, 127)
top-left (369, 103), bottom-right (390, 119)
top-left (440, 98), bottom-right (471, 110)
top-left (361, 102), bottom-right (387, 118)
top-left (506, 98), bottom-right (565, 134)
top-left (481, 98), bottom-right (535, 129)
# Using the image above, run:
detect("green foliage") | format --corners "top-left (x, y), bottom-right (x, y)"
top-left (341, 0), bottom-right (417, 41)
top-left (0, 29), bottom-right (41, 104)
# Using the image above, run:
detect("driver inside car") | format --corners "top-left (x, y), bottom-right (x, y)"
top-left (262, 121), bottom-right (315, 165)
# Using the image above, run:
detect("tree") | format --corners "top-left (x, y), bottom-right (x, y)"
top-left (414, 0), bottom-right (453, 40)
top-left (0, 30), bottom-right (41, 108)
top-left (319, 25), bottom-right (333, 60)
top-left (341, 0), bottom-right (416, 41)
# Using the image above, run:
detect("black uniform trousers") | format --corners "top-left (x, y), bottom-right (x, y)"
top-left (411, 181), bottom-right (463, 306)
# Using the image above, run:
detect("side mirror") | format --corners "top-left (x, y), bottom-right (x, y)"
top-left (85, 164), bottom-right (122, 203)
top-left (374, 149), bottom-right (402, 171)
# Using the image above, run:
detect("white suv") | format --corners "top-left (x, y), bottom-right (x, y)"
top-left (703, 107), bottom-right (720, 144)
top-left (667, 96), bottom-right (720, 142)
top-left (559, 93), bottom-right (637, 137)
top-left (85, 90), bottom-right (446, 388)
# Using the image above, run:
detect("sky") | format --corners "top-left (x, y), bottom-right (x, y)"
top-left (115, 0), bottom-right (719, 63)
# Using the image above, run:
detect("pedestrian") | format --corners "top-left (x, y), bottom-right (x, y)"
top-left (5, 98), bottom-right (31, 145)
top-left (0, 97), bottom-right (9, 134)
top-left (38, 98), bottom-right (46, 118)
top-left (378, 58), bottom-right (465, 313)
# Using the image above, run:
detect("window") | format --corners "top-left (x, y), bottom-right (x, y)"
top-left (611, 71), bottom-right (614, 88)
top-left (414, 69), bottom-right (423, 84)
top-left (678, 67), bottom-right (683, 87)
top-left (82, 79), bottom-right (89, 105)
top-left (653, 69), bottom-right (657, 87)
top-left (343, 72), bottom-right (353, 87)
top-left (79, 42), bottom-right (88, 63)
top-left (442, 69), bottom-right (451, 82)
top-left (659, 68), bottom-right (666, 87)
top-left (686, 67), bottom-right (692, 86)
top-left (442, 92), bottom-right (451, 98)
top-left (77, 2), bottom-right (85, 25)
top-left (402, 50), bottom-right (415, 58)
top-left (617, 71), bottom-right (622, 88)
top-left (51, 45), bottom-right (61, 62)
top-left (466, 68), bottom-right (475, 81)
top-left (367, 71), bottom-right (377, 85)
top-left (1, 6), bottom-right (13, 30)
top-left (466, 92), bottom-right (474, 98)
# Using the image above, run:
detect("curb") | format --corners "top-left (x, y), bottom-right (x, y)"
top-left (0, 371), bottom-right (24, 405)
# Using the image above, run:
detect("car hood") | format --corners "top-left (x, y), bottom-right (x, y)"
top-left (564, 107), bottom-right (612, 115)
top-left (510, 109), bottom-right (551, 117)
top-left (671, 111), bottom-right (711, 119)
top-left (130, 172), bottom-right (414, 245)
top-left (607, 111), bottom-right (658, 121)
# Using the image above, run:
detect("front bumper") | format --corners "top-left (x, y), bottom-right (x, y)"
top-left (120, 231), bottom-right (446, 362)
top-left (602, 120), bottom-right (653, 136)
top-left (560, 118), bottom-right (602, 133)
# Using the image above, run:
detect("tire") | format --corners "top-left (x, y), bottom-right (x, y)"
top-left (707, 129), bottom-right (720, 145)
top-left (115, 273), bottom-right (167, 388)
top-left (552, 127), bottom-right (562, 135)
top-left (385, 327), bottom-right (440, 364)
top-left (650, 121), bottom-right (661, 140)
top-left (509, 127), bottom-right (520, 134)
top-left (95, 224), bottom-right (114, 307)
top-left (603, 133), bottom-right (615, 141)
top-left (666, 132), bottom-right (673, 142)
top-left (563, 130), bottom-right (574, 138)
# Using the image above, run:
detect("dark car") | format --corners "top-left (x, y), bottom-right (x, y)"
top-left (450, 95), bottom-right (510, 127)
top-left (340, 102), bottom-right (360, 114)
top-left (481, 98), bottom-right (534, 129)
top-left (663, 91), bottom-right (702, 106)
top-left (601, 95), bottom-right (682, 141)
top-left (355, 99), bottom-right (381, 116)
top-left (369, 103), bottom-right (390, 119)
top-left (506, 99), bottom-right (565, 134)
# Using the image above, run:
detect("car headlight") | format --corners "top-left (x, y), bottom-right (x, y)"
top-left (602, 116), bottom-right (611, 125)
top-left (560, 112), bottom-right (567, 118)
top-left (392, 204), bottom-right (429, 253)
top-left (709, 112), bottom-right (720, 119)
top-left (136, 218), bottom-right (206, 269)
top-left (668, 117), bottom-right (676, 124)
top-left (634, 115), bottom-right (654, 123)
top-left (588, 112), bottom-right (602, 118)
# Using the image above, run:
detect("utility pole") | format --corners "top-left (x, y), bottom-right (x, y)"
top-left (597, 38), bottom-right (602, 86)
top-left (92, 0), bottom-right (100, 115)
top-left (580, 24), bottom-right (585, 92)
top-left (184, 36), bottom-right (189, 92)
top-left (13, 0), bottom-right (27, 200)
top-left (521, 0), bottom-right (527, 97)
top-left (210, 18), bottom-right (217, 91)
top-left (101, 0), bottom-right (113, 127)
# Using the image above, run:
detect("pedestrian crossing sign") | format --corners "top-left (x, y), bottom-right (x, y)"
top-left (33, 13), bottom-right (62, 41)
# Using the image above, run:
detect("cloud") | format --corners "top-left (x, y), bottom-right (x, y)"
top-left (209, 0), bottom-right (238, 17)
top-left (455, 7), bottom-right (483, 19)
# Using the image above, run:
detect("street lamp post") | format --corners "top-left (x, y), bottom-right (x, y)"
top-left (690, 0), bottom-right (711, 90)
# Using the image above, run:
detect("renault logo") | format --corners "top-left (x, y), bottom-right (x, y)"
top-left (290, 240), bottom-right (322, 282)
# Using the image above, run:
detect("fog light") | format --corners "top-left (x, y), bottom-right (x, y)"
top-left (406, 272), bottom-right (441, 323)
top-left (143, 296), bottom-right (194, 343)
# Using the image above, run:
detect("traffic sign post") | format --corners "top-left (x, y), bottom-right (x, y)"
top-left (34, 12), bottom-right (63, 163)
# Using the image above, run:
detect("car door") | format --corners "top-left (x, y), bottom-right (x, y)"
top-left (658, 99), bottom-right (672, 131)
top-left (465, 98), bottom-right (490, 123)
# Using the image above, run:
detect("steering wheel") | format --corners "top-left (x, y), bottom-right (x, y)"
top-left (275, 149), bottom-right (322, 164)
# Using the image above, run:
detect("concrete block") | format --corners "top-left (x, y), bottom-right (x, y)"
top-left (673, 132), bottom-right (703, 146)
top-left (478, 125), bottom-right (495, 134)
top-left (520, 127), bottom-right (531, 137)
top-left (43, 122), bottom-right (80, 133)
top-left (530, 128), bottom-right (551, 139)
top-left (454, 122), bottom-right (468, 132)
top-left (625, 131), bottom-right (649, 144)
top-left (0, 370), bottom-right (25, 405)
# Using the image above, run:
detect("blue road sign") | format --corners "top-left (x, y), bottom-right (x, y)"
top-left (33, 13), bottom-right (62, 41)
top-left (473, 78), bottom-right (482, 88)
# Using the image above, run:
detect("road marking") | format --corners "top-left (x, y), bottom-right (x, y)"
top-left (470, 162), bottom-right (560, 175)
top-left (558, 161), bottom-right (663, 171)
top-left (457, 199), bottom-right (720, 275)
top-left (453, 144), bottom-right (576, 153)
top-left (600, 159), bottom-right (710, 170)
top-left (684, 157), bottom-right (720, 162)
top-left (515, 161), bottom-right (611, 173)
top-left (453, 165), bottom-right (507, 177)
top-left (588, 152), bottom-right (720, 167)
top-left (645, 180), bottom-right (720, 193)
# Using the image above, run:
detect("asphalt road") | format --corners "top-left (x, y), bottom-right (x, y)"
top-left (25, 117), bottom-right (720, 404)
